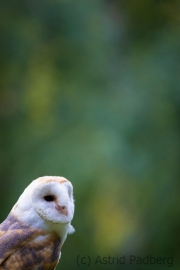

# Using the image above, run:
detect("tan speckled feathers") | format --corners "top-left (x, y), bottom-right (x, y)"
top-left (0, 214), bottom-right (61, 270)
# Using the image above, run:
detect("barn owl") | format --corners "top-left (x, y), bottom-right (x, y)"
top-left (0, 176), bottom-right (75, 270)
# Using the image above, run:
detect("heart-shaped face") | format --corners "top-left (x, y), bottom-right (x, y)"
top-left (32, 179), bottom-right (74, 224)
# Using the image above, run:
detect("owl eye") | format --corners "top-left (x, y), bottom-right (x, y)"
top-left (44, 195), bottom-right (55, 202)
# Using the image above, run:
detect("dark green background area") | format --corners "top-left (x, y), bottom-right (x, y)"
top-left (0, 0), bottom-right (179, 269)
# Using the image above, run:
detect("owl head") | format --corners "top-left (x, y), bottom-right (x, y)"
top-left (12, 176), bottom-right (75, 236)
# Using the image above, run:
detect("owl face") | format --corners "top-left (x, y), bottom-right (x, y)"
top-left (12, 176), bottom-right (75, 236)
top-left (32, 179), bottom-right (74, 224)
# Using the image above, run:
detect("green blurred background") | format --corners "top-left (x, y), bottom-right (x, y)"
top-left (0, 0), bottom-right (179, 269)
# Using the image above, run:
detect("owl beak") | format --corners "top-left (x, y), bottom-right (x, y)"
top-left (56, 205), bottom-right (68, 216)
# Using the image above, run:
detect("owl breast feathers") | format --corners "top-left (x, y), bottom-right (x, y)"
top-left (0, 176), bottom-right (75, 270)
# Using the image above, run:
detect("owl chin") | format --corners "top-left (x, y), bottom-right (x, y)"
top-left (52, 215), bottom-right (71, 225)
top-left (35, 209), bottom-right (71, 225)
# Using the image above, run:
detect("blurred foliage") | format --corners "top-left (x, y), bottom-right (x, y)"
top-left (0, 0), bottom-right (180, 269)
